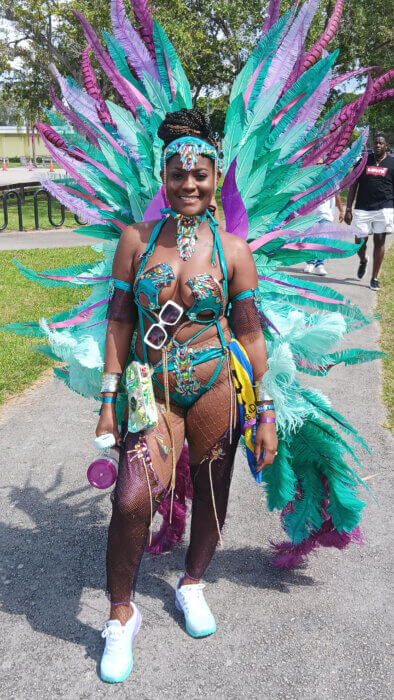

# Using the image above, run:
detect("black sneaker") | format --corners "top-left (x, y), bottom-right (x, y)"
top-left (369, 278), bottom-right (380, 291)
top-left (357, 256), bottom-right (369, 279)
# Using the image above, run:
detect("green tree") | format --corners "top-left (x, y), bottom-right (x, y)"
top-left (0, 0), bottom-right (392, 130)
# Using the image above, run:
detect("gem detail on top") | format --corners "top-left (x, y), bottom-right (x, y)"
top-left (174, 214), bottom-right (203, 261)
top-left (136, 263), bottom-right (175, 310)
top-left (188, 274), bottom-right (221, 301)
top-left (173, 346), bottom-right (201, 397)
top-left (164, 141), bottom-right (218, 172)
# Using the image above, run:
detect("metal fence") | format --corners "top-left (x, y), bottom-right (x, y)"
top-left (0, 187), bottom-right (85, 231)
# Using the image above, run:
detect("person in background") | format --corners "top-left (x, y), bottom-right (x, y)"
top-left (345, 133), bottom-right (394, 291)
top-left (304, 194), bottom-right (344, 276)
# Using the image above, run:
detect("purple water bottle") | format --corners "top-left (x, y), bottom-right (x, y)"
top-left (87, 434), bottom-right (119, 489)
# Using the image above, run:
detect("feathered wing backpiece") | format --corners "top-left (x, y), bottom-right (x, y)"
top-left (3, 0), bottom-right (392, 564)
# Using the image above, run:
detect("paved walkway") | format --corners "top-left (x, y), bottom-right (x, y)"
top-left (0, 167), bottom-right (66, 187)
top-left (0, 228), bottom-right (103, 250)
top-left (0, 252), bottom-right (392, 699)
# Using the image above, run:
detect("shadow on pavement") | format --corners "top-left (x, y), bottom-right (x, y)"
top-left (1, 471), bottom-right (314, 662)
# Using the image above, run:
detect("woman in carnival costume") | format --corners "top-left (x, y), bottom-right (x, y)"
top-left (4, 0), bottom-right (392, 684)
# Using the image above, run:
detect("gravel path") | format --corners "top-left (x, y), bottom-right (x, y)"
top-left (0, 251), bottom-right (392, 699)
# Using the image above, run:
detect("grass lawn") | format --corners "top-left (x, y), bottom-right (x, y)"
top-left (0, 246), bottom-right (100, 406)
top-left (1, 194), bottom-right (77, 231)
top-left (376, 243), bottom-right (394, 433)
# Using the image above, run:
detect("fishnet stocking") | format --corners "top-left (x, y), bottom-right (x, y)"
top-left (106, 349), bottom-right (240, 601)
top-left (106, 406), bottom-right (185, 602)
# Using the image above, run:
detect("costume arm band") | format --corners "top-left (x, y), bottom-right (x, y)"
top-left (106, 278), bottom-right (137, 324)
top-left (229, 289), bottom-right (268, 341)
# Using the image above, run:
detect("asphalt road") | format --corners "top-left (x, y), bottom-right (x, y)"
top-left (0, 250), bottom-right (392, 699)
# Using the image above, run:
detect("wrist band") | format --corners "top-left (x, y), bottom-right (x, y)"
top-left (101, 372), bottom-right (121, 393)
top-left (256, 403), bottom-right (275, 413)
top-left (259, 416), bottom-right (276, 424)
top-left (101, 396), bottom-right (117, 404)
top-left (253, 379), bottom-right (273, 403)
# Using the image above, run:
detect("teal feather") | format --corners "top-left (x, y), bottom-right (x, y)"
top-left (12, 258), bottom-right (101, 289)
top-left (230, 9), bottom-right (294, 105)
top-left (76, 224), bottom-right (122, 241)
top-left (300, 387), bottom-right (371, 453)
top-left (283, 467), bottom-right (326, 544)
top-left (152, 22), bottom-right (192, 108)
top-left (78, 169), bottom-right (131, 210)
top-left (266, 53), bottom-right (338, 151)
top-left (223, 95), bottom-right (245, 169)
top-left (0, 321), bottom-right (44, 338)
top-left (296, 348), bottom-right (385, 376)
top-left (260, 440), bottom-right (297, 511)
top-left (142, 73), bottom-right (172, 118)
top-left (103, 31), bottom-right (145, 90)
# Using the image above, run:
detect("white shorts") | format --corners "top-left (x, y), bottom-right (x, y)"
top-left (353, 208), bottom-right (394, 235)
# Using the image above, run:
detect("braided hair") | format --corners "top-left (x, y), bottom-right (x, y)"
top-left (157, 109), bottom-right (217, 150)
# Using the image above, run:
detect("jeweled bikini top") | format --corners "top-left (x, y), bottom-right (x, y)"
top-left (133, 210), bottom-right (227, 324)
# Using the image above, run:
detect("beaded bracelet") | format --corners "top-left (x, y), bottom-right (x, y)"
top-left (256, 403), bottom-right (275, 413)
top-left (259, 416), bottom-right (276, 424)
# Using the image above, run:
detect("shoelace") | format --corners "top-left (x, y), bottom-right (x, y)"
top-left (179, 584), bottom-right (206, 613)
top-left (101, 625), bottom-right (125, 653)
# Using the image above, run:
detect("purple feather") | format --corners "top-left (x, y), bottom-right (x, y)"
top-left (369, 87), bottom-right (394, 106)
top-left (49, 86), bottom-right (99, 147)
top-left (270, 519), bottom-right (364, 569)
top-left (221, 159), bottom-right (249, 239)
top-left (51, 64), bottom-right (100, 125)
top-left (326, 77), bottom-right (374, 163)
top-left (302, 121), bottom-right (348, 167)
top-left (81, 47), bottom-right (115, 126)
top-left (41, 178), bottom-right (103, 224)
top-left (73, 10), bottom-right (152, 117)
top-left (372, 68), bottom-right (394, 94)
top-left (330, 66), bottom-right (378, 90)
top-left (37, 125), bottom-right (95, 195)
top-left (146, 445), bottom-right (193, 555)
top-left (111, 0), bottom-right (159, 80)
top-left (143, 185), bottom-right (168, 221)
top-left (130, 0), bottom-right (155, 58)
top-left (261, 0), bottom-right (281, 36)
top-left (263, 0), bottom-right (320, 92)
top-left (36, 122), bottom-right (67, 151)
top-left (243, 56), bottom-right (270, 109)
top-left (298, 140), bottom-right (368, 216)
top-left (302, 0), bottom-right (343, 71)
top-left (281, 38), bottom-right (305, 94)
top-left (72, 148), bottom-right (127, 189)
top-left (289, 72), bottom-right (331, 132)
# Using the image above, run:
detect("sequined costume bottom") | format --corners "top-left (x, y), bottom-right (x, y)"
top-left (106, 363), bottom-right (240, 602)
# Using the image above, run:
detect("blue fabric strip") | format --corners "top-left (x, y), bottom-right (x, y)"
top-left (231, 289), bottom-right (255, 302)
top-left (110, 278), bottom-right (132, 292)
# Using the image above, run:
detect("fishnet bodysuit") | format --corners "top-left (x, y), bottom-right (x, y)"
top-left (105, 262), bottom-right (263, 602)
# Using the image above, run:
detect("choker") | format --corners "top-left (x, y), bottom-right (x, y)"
top-left (161, 208), bottom-right (207, 261)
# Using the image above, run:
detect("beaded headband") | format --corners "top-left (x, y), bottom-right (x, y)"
top-left (160, 136), bottom-right (219, 172)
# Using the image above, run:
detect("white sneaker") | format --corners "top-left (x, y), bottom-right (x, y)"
top-left (303, 263), bottom-right (315, 273)
top-left (100, 603), bottom-right (142, 683)
top-left (175, 575), bottom-right (216, 638)
top-left (314, 264), bottom-right (327, 275)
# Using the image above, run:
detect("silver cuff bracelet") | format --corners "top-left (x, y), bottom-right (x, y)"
top-left (101, 372), bottom-right (122, 394)
top-left (253, 379), bottom-right (273, 403)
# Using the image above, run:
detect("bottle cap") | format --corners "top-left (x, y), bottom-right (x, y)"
top-left (87, 457), bottom-right (118, 489)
